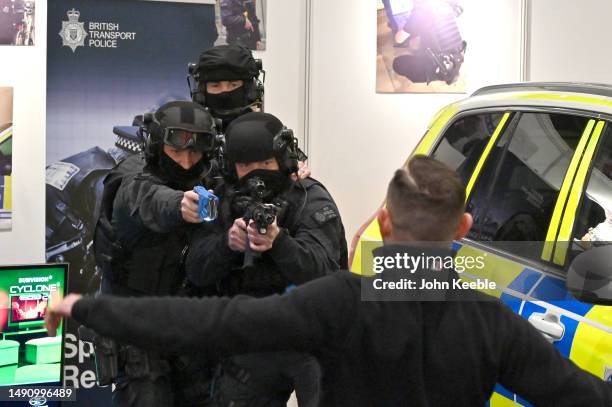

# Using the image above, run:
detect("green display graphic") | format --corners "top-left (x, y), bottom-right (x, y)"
top-left (0, 265), bottom-right (66, 386)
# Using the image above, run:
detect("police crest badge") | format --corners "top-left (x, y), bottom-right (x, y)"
top-left (59, 9), bottom-right (87, 52)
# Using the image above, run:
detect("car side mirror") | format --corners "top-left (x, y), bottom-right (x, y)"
top-left (566, 245), bottom-right (612, 305)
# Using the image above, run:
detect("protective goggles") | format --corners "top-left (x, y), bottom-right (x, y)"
top-left (162, 128), bottom-right (215, 152)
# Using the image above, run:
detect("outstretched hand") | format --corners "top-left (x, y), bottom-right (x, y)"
top-left (45, 293), bottom-right (82, 337)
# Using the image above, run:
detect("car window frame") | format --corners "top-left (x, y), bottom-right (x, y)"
top-left (560, 120), bottom-right (612, 268)
top-left (434, 106), bottom-right (608, 278)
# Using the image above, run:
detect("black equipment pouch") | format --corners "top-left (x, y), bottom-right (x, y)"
top-left (93, 335), bottom-right (119, 386)
top-left (123, 346), bottom-right (170, 381)
top-left (78, 326), bottom-right (119, 387)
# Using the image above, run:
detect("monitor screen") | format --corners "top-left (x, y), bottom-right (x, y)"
top-left (10, 297), bottom-right (48, 323)
top-left (0, 264), bottom-right (67, 387)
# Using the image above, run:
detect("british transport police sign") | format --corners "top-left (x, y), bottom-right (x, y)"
top-left (47, 1), bottom-right (217, 405)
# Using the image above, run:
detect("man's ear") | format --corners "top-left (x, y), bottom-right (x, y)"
top-left (454, 213), bottom-right (473, 240)
top-left (377, 207), bottom-right (393, 240)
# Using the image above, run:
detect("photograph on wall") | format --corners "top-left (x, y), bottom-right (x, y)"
top-left (0, 87), bottom-right (12, 231)
top-left (46, 0), bottom-right (217, 403)
top-left (377, 0), bottom-right (467, 93)
top-left (0, 0), bottom-right (35, 46)
top-left (214, 0), bottom-right (266, 50)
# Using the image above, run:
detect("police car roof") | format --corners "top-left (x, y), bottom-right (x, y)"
top-left (453, 82), bottom-right (612, 117)
top-left (472, 82), bottom-right (612, 99)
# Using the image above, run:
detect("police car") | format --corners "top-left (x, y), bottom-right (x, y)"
top-left (350, 83), bottom-right (612, 406)
top-left (0, 123), bottom-right (11, 230)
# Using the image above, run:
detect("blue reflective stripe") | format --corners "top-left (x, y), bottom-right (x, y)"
top-left (530, 277), bottom-right (594, 316)
top-left (555, 315), bottom-right (578, 359)
top-left (500, 293), bottom-right (522, 314)
top-left (508, 268), bottom-right (541, 294)
top-left (516, 395), bottom-right (535, 407)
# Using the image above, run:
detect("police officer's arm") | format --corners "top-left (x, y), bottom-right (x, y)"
top-left (496, 304), bottom-right (612, 405)
top-left (267, 184), bottom-right (347, 285)
top-left (185, 221), bottom-right (238, 288)
top-left (220, 0), bottom-right (247, 31)
top-left (71, 273), bottom-right (356, 357)
top-left (114, 174), bottom-right (184, 234)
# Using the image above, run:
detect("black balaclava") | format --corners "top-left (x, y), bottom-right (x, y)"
top-left (225, 112), bottom-right (291, 198)
top-left (195, 45), bottom-right (261, 127)
top-left (158, 150), bottom-right (205, 191)
top-left (204, 86), bottom-right (251, 125)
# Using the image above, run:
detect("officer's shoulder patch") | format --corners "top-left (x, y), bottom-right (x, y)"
top-left (46, 162), bottom-right (80, 191)
top-left (312, 205), bottom-right (338, 226)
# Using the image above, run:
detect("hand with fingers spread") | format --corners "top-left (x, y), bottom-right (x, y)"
top-left (45, 293), bottom-right (82, 337)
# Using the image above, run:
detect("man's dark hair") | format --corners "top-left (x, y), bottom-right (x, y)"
top-left (386, 155), bottom-right (465, 241)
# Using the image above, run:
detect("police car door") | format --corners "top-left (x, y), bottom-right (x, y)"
top-left (524, 118), bottom-right (612, 393)
top-left (430, 109), bottom-right (606, 406)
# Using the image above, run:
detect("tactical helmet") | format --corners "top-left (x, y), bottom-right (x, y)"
top-left (188, 45), bottom-right (264, 125)
top-left (224, 112), bottom-right (299, 178)
top-left (143, 101), bottom-right (217, 165)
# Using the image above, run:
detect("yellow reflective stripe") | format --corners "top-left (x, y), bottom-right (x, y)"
top-left (3, 175), bottom-right (11, 210)
top-left (541, 119), bottom-right (595, 261)
top-left (569, 306), bottom-right (612, 379)
top-left (464, 112), bottom-right (510, 202)
top-left (350, 211), bottom-right (384, 274)
top-left (412, 103), bottom-right (459, 157)
top-left (510, 93), bottom-right (612, 109)
top-left (489, 392), bottom-right (522, 407)
top-left (0, 128), bottom-right (11, 144)
top-left (350, 240), bottom-right (364, 274)
top-left (553, 120), bottom-right (605, 265)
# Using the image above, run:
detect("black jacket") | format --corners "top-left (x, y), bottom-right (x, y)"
top-left (186, 178), bottom-right (348, 297)
top-left (73, 255), bottom-right (611, 406)
top-left (98, 160), bottom-right (200, 296)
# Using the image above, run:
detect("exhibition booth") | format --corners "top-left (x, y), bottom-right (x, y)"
top-left (0, 0), bottom-right (610, 405)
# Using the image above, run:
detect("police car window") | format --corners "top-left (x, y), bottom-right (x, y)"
top-left (431, 112), bottom-right (503, 187)
top-left (572, 125), bottom-right (612, 249)
top-left (466, 112), bottom-right (589, 262)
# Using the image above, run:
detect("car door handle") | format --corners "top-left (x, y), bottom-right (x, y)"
top-left (528, 312), bottom-right (565, 343)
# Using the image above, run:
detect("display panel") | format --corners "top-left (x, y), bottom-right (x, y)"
top-left (0, 264), bottom-right (66, 387)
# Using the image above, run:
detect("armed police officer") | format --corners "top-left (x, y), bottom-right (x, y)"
top-left (185, 112), bottom-right (347, 406)
top-left (189, 44), bottom-right (263, 129)
top-left (46, 44), bottom-right (266, 294)
top-left (188, 43), bottom-right (309, 173)
top-left (93, 101), bottom-right (218, 406)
